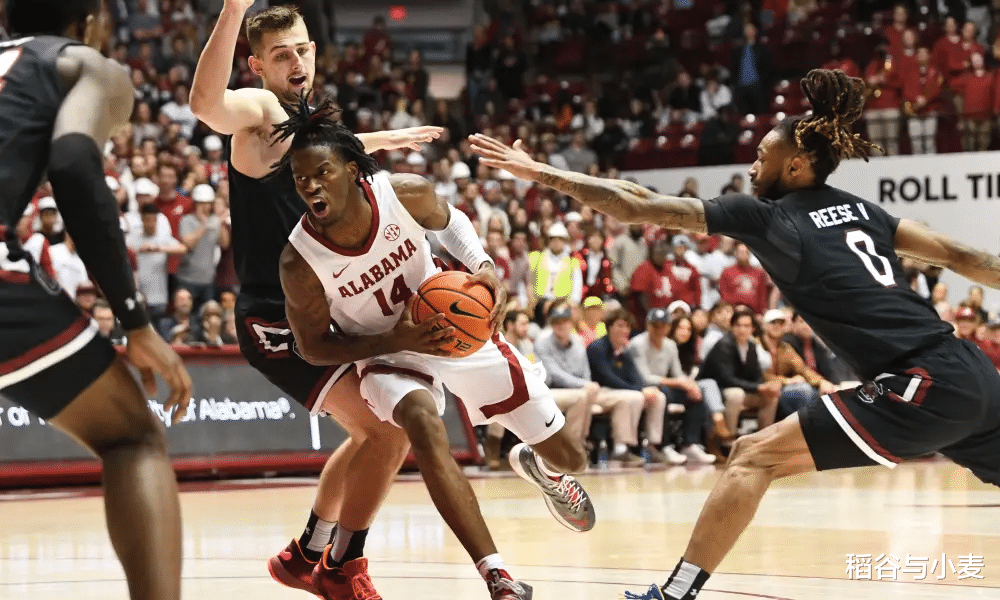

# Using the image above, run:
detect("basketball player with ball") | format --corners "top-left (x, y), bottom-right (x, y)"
top-left (276, 97), bottom-right (595, 600)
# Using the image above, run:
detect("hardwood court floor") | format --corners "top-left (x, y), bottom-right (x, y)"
top-left (1, 460), bottom-right (998, 599)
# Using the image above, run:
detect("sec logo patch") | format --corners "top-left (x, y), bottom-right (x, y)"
top-left (384, 224), bottom-right (400, 241)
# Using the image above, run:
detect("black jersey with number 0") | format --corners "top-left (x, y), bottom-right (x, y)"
top-left (702, 187), bottom-right (954, 380)
top-left (0, 35), bottom-right (80, 231)
top-left (227, 150), bottom-right (307, 291)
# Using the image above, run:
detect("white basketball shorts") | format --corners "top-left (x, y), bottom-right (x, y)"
top-left (357, 333), bottom-right (565, 445)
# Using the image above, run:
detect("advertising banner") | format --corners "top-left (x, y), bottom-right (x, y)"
top-left (0, 349), bottom-right (478, 486)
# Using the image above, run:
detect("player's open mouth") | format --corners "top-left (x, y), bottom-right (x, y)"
top-left (289, 75), bottom-right (307, 87)
top-left (311, 199), bottom-right (329, 218)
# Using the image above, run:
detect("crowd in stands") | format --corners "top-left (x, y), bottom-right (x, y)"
top-left (9, 0), bottom-right (1000, 466)
top-left (508, 0), bottom-right (1000, 163)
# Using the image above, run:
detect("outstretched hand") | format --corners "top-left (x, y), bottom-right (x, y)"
top-left (384, 126), bottom-right (443, 151)
top-left (468, 134), bottom-right (543, 182)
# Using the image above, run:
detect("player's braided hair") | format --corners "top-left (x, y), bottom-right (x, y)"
top-left (776, 69), bottom-right (884, 184)
top-left (269, 93), bottom-right (378, 180)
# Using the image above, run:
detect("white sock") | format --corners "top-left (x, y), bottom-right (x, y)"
top-left (665, 560), bottom-right (704, 599)
top-left (533, 450), bottom-right (562, 480)
top-left (475, 553), bottom-right (505, 579)
top-left (305, 517), bottom-right (337, 554)
top-left (329, 525), bottom-right (356, 562)
top-left (614, 442), bottom-right (628, 455)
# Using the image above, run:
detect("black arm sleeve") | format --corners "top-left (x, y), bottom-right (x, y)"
top-left (48, 133), bottom-right (150, 330)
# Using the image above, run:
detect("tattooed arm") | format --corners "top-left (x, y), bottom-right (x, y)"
top-left (894, 218), bottom-right (1000, 288)
top-left (469, 134), bottom-right (708, 233)
top-left (535, 169), bottom-right (708, 232)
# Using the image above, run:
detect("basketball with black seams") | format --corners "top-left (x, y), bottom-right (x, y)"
top-left (413, 271), bottom-right (495, 358)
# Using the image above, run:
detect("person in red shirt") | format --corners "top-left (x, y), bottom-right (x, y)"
top-left (362, 15), bottom-right (392, 59)
top-left (976, 319), bottom-right (1000, 370)
top-left (894, 29), bottom-right (919, 72)
top-left (576, 229), bottom-right (616, 300)
top-left (201, 135), bottom-right (228, 187)
top-left (485, 230), bottom-right (514, 294)
top-left (951, 51), bottom-right (994, 151)
top-left (630, 237), bottom-right (679, 324)
top-left (864, 46), bottom-right (902, 155)
top-left (959, 22), bottom-right (986, 76)
top-left (154, 163), bottom-right (194, 234)
top-left (902, 46), bottom-right (945, 154)
top-left (882, 3), bottom-right (911, 59)
top-left (718, 243), bottom-right (770, 315)
top-left (154, 162), bottom-right (194, 275)
top-left (932, 16), bottom-right (964, 81)
top-left (954, 305), bottom-right (982, 341)
top-left (667, 235), bottom-right (701, 310)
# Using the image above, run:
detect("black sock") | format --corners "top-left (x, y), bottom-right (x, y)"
top-left (299, 510), bottom-right (336, 563)
top-left (325, 526), bottom-right (369, 568)
top-left (661, 558), bottom-right (711, 600)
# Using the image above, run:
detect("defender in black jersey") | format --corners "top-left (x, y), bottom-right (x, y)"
top-left (471, 69), bottom-right (1000, 600)
top-left (191, 1), bottom-right (442, 596)
top-left (0, 2), bottom-right (190, 599)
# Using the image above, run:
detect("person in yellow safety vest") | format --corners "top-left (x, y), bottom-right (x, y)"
top-left (529, 222), bottom-right (583, 308)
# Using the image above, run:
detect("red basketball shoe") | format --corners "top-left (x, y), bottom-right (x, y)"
top-left (312, 547), bottom-right (382, 600)
top-left (268, 539), bottom-right (319, 595)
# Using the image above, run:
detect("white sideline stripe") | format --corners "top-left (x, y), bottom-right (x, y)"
top-left (309, 363), bottom-right (352, 416)
top-left (820, 394), bottom-right (898, 469)
top-left (0, 320), bottom-right (98, 389)
top-left (901, 377), bottom-right (921, 403)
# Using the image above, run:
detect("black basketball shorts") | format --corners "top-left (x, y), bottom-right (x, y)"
top-left (799, 336), bottom-right (1000, 487)
top-left (235, 289), bottom-right (352, 415)
top-left (0, 260), bottom-right (116, 419)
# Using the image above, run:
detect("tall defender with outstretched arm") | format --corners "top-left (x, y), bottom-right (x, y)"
top-left (0, 1), bottom-right (192, 599)
top-left (190, 1), bottom-right (444, 598)
top-left (472, 69), bottom-right (1000, 600)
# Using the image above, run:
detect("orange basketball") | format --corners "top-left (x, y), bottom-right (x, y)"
top-left (413, 271), bottom-right (495, 358)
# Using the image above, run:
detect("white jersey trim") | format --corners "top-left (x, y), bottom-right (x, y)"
top-left (819, 393), bottom-right (898, 469)
top-left (0, 320), bottom-right (99, 389)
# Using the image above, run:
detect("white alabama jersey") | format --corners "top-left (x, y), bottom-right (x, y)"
top-left (288, 172), bottom-right (439, 335)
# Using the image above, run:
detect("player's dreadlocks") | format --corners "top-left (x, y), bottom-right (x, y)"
top-left (269, 93), bottom-right (379, 180)
top-left (777, 69), bottom-right (884, 184)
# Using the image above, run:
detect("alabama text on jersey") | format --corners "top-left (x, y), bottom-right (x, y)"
top-left (287, 172), bottom-right (439, 335)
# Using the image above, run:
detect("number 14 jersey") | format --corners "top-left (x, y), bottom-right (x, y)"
top-left (287, 172), bottom-right (439, 335)
top-left (702, 188), bottom-right (953, 380)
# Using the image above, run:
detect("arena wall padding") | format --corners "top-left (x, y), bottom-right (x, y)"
top-left (0, 346), bottom-right (480, 488)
